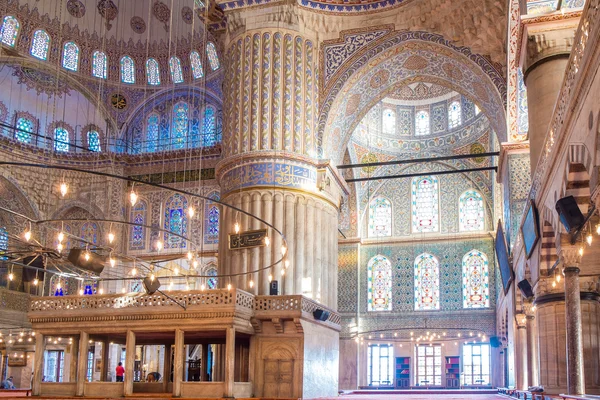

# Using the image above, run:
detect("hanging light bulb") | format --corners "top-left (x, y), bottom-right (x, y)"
top-left (57, 243), bottom-right (63, 253)
top-left (58, 231), bottom-right (64, 243)
top-left (281, 245), bottom-right (287, 256)
top-left (578, 246), bottom-right (584, 257)
top-left (596, 224), bottom-right (600, 235)
top-left (200, 283), bottom-right (206, 291)
top-left (109, 257), bottom-right (116, 268)
top-left (281, 268), bottom-right (285, 276)
top-left (174, 267), bottom-right (179, 276)
top-left (227, 283), bottom-right (232, 291)
top-left (121, 287), bottom-right (126, 293)
top-left (192, 259), bottom-right (198, 269)
top-left (284, 260), bottom-right (290, 268)
top-left (79, 288), bottom-right (84, 295)
top-left (586, 234), bottom-right (593, 246)
top-left (156, 240), bottom-right (163, 251)
top-left (268, 273), bottom-right (273, 282)
top-left (187, 251), bottom-right (193, 260)
top-left (84, 251), bottom-right (90, 261)
top-left (33, 277), bottom-right (39, 286)
top-left (552, 280), bottom-right (557, 288)
top-left (186, 282), bottom-right (191, 291)
top-left (169, 280), bottom-right (174, 289)
top-left (129, 190), bottom-right (138, 207)
top-left (99, 288), bottom-right (104, 295)
top-left (249, 280), bottom-right (254, 288)
top-left (234, 222), bottom-right (240, 234)
top-left (24, 229), bottom-right (32, 242)
top-left (264, 236), bottom-right (270, 246)
top-left (8, 272), bottom-right (14, 281)
top-left (188, 207), bottom-right (195, 218)
top-left (150, 273), bottom-right (155, 282)
top-left (60, 182), bottom-right (68, 198)
top-left (108, 232), bottom-right (115, 244)
top-left (131, 267), bottom-right (137, 276)
top-left (556, 274), bottom-right (561, 283)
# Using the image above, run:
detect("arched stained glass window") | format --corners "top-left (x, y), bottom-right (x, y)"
top-left (169, 56), bottom-right (184, 83)
top-left (202, 106), bottom-right (216, 146)
top-left (462, 250), bottom-right (490, 308)
top-left (190, 50), bottom-right (204, 79)
top-left (414, 253), bottom-right (440, 310)
top-left (92, 51), bottom-right (107, 79)
top-left (415, 110), bottom-right (430, 136)
top-left (367, 255), bottom-right (392, 311)
top-left (368, 197), bottom-right (392, 237)
top-left (129, 200), bottom-right (147, 250)
top-left (146, 113), bottom-right (159, 152)
top-left (87, 130), bottom-right (101, 152)
top-left (128, 279), bottom-right (143, 293)
top-left (30, 30), bottom-right (50, 60)
top-left (120, 56), bottom-right (135, 84)
top-left (62, 42), bottom-right (80, 71)
top-left (382, 108), bottom-right (395, 134)
top-left (54, 127), bottom-right (69, 152)
top-left (206, 266), bottom-right (218, 289)
top-left (204, 193), bottom-right (220, 245)
top-left (164, 193), bottom-right (188, 249)
top-left (15, 117), bottom-right (34, 143)
top-left (172, 102), bottom-right (189, 149)
top-left (50, 275), bottom-right (68, 296)
top-left (0, 16), bottom-right (19, 47)
top-left (0, 227), bottom-right (8, 260)
top-left (448, 101), bottom-right (462, 129)
top-left (206, 42), bottom-right (220, 70)
top-left (81, 222), bottom-right (98, 245)
top-left (412, 176), bottom-right (439, 233)
top-left (146, 58), bottom-right (161, 85)
top-left (459, 190), bottom-right (485, 232)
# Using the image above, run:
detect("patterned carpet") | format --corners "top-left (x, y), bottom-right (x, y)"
top-left (316, 395), bottom-right (505, 400)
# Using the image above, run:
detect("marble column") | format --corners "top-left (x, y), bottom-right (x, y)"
top-left (200, 344), bottom-right (208, 381)
top-left (526, 314), bottom-right (540, 386)
top-left (163, 345), bottom-right (171, 392)
top-left (70, 338), bottom-right (79, 383)
top-left (522, 20), bottom-right (578, 173)
top-left (32, 333), bottom-right (45, 396)
top-left (516, 316), bottom-right (528, 390)
top-left (101, 342), bottom-right (110, 381)
top-left (76, 331), bottom-right (89, 396)
top-left (564, 266), bottom-right (585, 394)
top-left (224, 328), bottom-right (235, 397)
top-left (124, 331), bottom-right (135, 396)
top-left (173, 329), bottom-right (184, 397)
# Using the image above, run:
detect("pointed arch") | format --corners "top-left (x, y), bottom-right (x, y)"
top-left (205, 263), bottom-right (218, 289)
top-left (462, 250), bottom-right (490, 308)
top-left (146, 113), bottom-right (160, 152)
top-left (368, 197), bottom-right (392, 237)
top-left (80, 222), bottom-right (99, 245)
top-left (448, 100), bottom-right (462, 129)
top-left (459, 190), bottom-right (485, 232)
top-left (164, 193), bottom-right (188, 249)
top-left (129, 199), bottom-right (148, 251)
top-left (411, 176), bottom-right (439, 233)
top-left (367, 255), bottom-right (392, 311)
top-left (204, 192), bottom-right (220, 244)
top-left (414, 253), bottom-right (439, 310)
top-left (172, 102), bottom-right (189, 149)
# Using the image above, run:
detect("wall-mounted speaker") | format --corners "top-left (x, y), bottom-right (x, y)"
top-left (269, 280), bottom-right (279, 296)
top-left (517, 279), bottom-right (534, 299)
top-left (143, 276), bottom-right (161, 295)
top-left (22, 255), bottom-right (45, 282)
top-left (556, 196), bottom-right (585, 233)
top-left (313, 309), bottom-right (330, 321)
top-left (67, 248), bottom-right (105, 275)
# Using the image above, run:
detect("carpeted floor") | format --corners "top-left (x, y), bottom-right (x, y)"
top-left (315, 394), bottom-right (506, 400)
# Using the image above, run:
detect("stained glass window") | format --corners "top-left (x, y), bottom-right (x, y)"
top-left (412, 176), bottom-right (439, 233)
top-left (146, 113), bottom-right (159, 152)
top-left (367, 255), bottom-right (392, 311)
top-left (0, 227), bottom-right (8, 260)
top-left (0, 16), bottom-right (19, 47)
top-left (54, 127), bottom-right (69, 152)
top-left (204, 193), bottom-right (220, 244)
top-left (207, 267), bottom-right (218, 289)
top-left (129, 200), bottom-right (147, 251)
top-left (462, 250), bottom-right (490, 308)
top-left (448, 100), bottom-right (462, 128)
top-left (92, 51), bottom-right (107, 79)
top-left (382, 108), bottom-right (395, 134)
top-left (30, 30), bottom-right (50, 60)
top-left (120, 56), bottom-right (135, 84)
top-left (146, 58), bottom-right (161, 85)
top-left (15, 117), bottom-right (34, 143)
top-left (81, 222), bottom-right (98, 244)
top-left (202, 106), bottom-right (216, 146)
top-left (517, 69), bottom-right (529, 136)
top-left (459, 190), bottom-right (484, 232)
top-left (169, 56), bottom-right (184, 83)
top-left (415, 110), bottom-right (429, 136)
top-left (128, 279), bottom-right (143, 293)
top-left (172, 102), bottom-right (189, 149)
top-left (50, 275), bottom-right (68, 296)
top-left (368, 198), bottom-right (392, 237)
top-left (164, 193), bottom-right (188, 249)
top-left (190, 50), bottom-right (204, 79)
top-left (62, 42), bottom-right (80, 71)
top-left (206, 42), bottom-right (220, 70)
top-left (87, 130), bottom-right (100, 152)
top-left (414, 253), bottom-right (440, 310)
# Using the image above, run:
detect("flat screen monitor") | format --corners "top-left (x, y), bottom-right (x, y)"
top-left (495, 220), bottom-right (514, 295)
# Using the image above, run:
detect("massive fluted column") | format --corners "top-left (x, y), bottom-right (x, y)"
top-left (217, 23), bottom-right (347, 308)
top-left (522, 19), bottom-right (578, 173)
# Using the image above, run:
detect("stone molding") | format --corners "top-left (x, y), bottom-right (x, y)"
top-left (522, 19), bottom-right (579, 77)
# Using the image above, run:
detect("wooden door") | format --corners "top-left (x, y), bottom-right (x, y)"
top-left (263, 359), bottom-right (294, 398)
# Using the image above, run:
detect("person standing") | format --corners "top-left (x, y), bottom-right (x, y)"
top-left (115, 362), bottom-right (125, 382)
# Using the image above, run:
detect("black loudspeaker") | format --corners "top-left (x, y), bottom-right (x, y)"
top-left (22, 255), bottom-right (45, 282)
top-left (143, 276), bottom-right (161, 295)
top-left (556, 196), bottom-right (585, 233)
top-left (269, 280), bottom-right (279, 296)
top-left (67, 248), bottom-right (105, 275)
top-left (517, 279), bottom-right (534, 299)
top-left (313, 309), bottom-right (330, 321)
top-left (490, 336), bottom-right (502, 348)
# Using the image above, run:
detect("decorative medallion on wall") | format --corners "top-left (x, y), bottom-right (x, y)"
top-left (130, 16), bottom-right (146, 34)
top-left (11, 65), bottom-right (71, 98)
top-left (403, 55), bottom-right (428, 71)
top-left (111, 93), bottom-right (127, 110)
top-left (181, 6), bottom-right (193, 24)
top-left (97, 0), bottom-right (119, 31)
top-left (469, 143), bottom-right (486, 164)
top-left (67, 0), bottom-right (86, 18)
top-left (153, 1), bottom-right (171, 32)
top-left (369, 70), bottom-right (390, 89)
top-left (361, 153), bottom-right (378, 173)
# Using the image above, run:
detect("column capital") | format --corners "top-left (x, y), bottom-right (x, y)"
top-left (522, 19), bottom-right (579, 77)
top-left (558, 242), bottom-right (581, 267)
top-left (516, 313), bottom-right (528, 328)
top-left (563, 266), bottom-right (581, 275)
